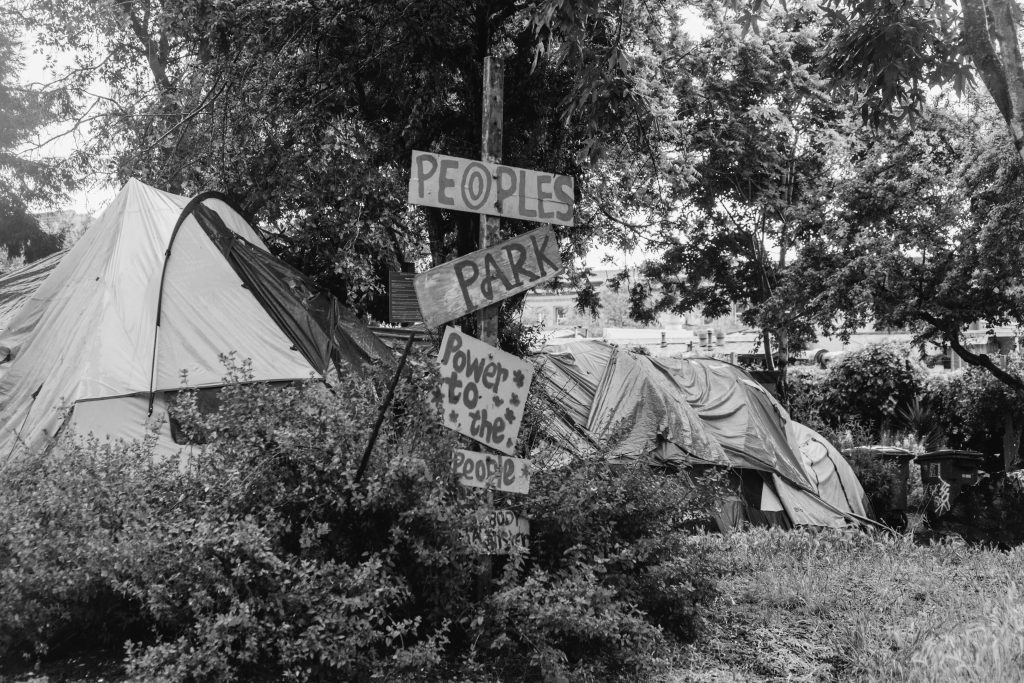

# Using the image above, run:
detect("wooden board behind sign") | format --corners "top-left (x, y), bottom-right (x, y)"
top-left (452, 449), bottom-right (530, 494)
top-left (414, 225), bottom-right (562, 328)
top-left (461, 509), bottom-right (529, 554)
top-left (436, 327), bottom-right (533, 455)
top-left (408, 150), bottom-right (574, 226)
top-left (387, 271), bottom-right (422, 323)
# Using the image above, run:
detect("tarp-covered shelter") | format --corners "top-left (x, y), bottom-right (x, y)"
top-left (534, 341), bottom-right (875, 529)
top-left (0, 180), bottom-right (392, 465)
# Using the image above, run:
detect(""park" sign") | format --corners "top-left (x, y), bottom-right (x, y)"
top-left (452, 449), bottom-right (530, 494)
top-left (414, 225), bottom-right (562, 328)
top-left (408, 151), bottom-right (574, 226)
top-left (436, 327), bottom-right (533, 454)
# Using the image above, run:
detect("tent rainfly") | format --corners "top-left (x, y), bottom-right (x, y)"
top-left (534, 340), bottom-right (876, 530)
top-left (0, 179), bottom-right (392, 465)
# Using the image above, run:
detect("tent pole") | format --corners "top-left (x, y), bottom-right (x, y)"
top-left (355, 331), bottom-right (417, 482)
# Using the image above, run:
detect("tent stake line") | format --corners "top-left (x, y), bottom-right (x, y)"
top-left (356, 331), bottom-right (418, 482)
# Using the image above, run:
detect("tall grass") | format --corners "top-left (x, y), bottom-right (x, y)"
top-left (671, 528), bottom-right (1024, 682)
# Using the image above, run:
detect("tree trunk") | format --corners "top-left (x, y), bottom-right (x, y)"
top-left (1003, 411), bottom-right (1023, 471)
top-left (962, 0), bottom-right (1024, 160)
top-left (775, 328), bottom-right (790, 407)
top-left (761, 328), bottom-right (776, 371)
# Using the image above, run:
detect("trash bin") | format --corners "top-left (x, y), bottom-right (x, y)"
top-left (916, 449), bottom-right (986, 514)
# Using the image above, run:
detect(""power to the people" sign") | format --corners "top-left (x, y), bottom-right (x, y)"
top-left (408, 151), bottom-right (574, 226)
top-left (414, 225), bottom-right (562, 328)
top-left (436, 327), bottom-right (533, 454)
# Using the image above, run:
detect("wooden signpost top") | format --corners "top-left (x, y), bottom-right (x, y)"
top-left (408, 150), bottom-right (575, 226)
top-left (414, 225), bottom-right (562, 329)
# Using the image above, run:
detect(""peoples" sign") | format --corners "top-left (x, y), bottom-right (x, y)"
top-left (414, 225), bottom-right (562, 328)
top-left (408, 151), bottom-right (574, 226)
top-left (436, 327), bottom-right (533, 454)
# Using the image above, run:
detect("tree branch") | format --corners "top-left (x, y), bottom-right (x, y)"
top-left (920, 311), bottom-right (1024, 390)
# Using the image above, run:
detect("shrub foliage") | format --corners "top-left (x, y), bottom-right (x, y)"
top-left (922, 360), bottom-right (1024, 457)
top-left (0, 356), bottom-right (724, 681)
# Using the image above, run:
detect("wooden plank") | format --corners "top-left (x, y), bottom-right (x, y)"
top-left (461, 509), bottom-right (529, 554)
top-left (408, 150), bottom-right (574, 226)
top-left (414, 225), bottom-right (562, 328)
top-left (452, 448), bottom-right (530, 494)
top-left (436, 327), bottom-right (533, 455)
top-left (387, 271), bottom-right (422, 323)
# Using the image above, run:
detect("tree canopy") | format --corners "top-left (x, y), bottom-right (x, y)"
top-left (15, 0), bottom-right (1024, 403)
top-left (16, 0), bottom-right (688, 317)
top-left (0, 21), bottom-right (70, 264)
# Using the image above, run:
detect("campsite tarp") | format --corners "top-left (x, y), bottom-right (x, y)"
top-left (534, 340), bottom-right (873, 529)
top-left (0, 180), bottom-right (390, 464)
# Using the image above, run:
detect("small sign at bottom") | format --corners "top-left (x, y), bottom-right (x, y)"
top-left (462, 509), bottom-right (529, 554)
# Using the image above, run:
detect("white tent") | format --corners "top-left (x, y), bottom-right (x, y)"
top-left (0, 180), bottom-right (390, 464)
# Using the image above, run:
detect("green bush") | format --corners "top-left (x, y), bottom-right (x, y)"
top-left (0, 356), bottom-right (725, 681)
top-left (842, 449), bottom-right (903, 521)
top-left (466, 459), bottom-right (726, 681)
top-left (922, 362), bottom-right (1022, 456)
top-left (820, 344), bottom-right (926, 436)
top-left (1, 359), bottom-right (474, 680)
top-left (785, 366), bottom-right (829, 426)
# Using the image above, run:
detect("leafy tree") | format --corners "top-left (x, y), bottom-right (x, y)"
top-left (775, 95), bottom-right (1024, 465)
top-left (0, 20), bottom-right (71, 264)
top-left (807, 0), bottom-right (1024, 168)
top-left (689, 0), bottom-right (1024, 422)
top-left (17, 0), bottom-right (685, 319)
top-left (625, 6), bottom-right (845, 396)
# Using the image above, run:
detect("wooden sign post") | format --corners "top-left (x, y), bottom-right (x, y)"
top-left (478, 55), bottom-right (504, 348)
top-left (406, 56), bottom-right (577, 563)
top-left (478, 55), bottom-right (503, 582)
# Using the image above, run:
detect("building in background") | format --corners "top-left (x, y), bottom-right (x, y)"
top-left (522, 268), bottom-right (745, 357)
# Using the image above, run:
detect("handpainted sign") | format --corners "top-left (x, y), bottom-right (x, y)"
top-left (436, 327), bottom-right (533, 455)
top-left (408, 151), bottom-right (575, 226)
top-left (414, 225), bottom-right (562, 328)
top-left (462, 509), bottom-right (530, 554)
top-left (452, 448), bottom-right (530, 494)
